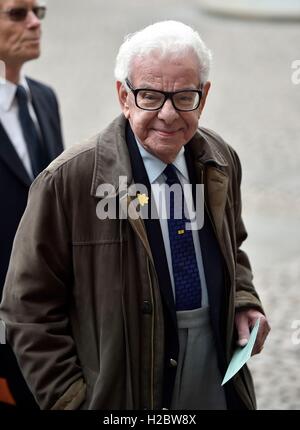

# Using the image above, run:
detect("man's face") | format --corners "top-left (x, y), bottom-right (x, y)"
top-left (0, 0), bottom-right (41, 69)
top-left (117, 52), bottom-right (210, 164)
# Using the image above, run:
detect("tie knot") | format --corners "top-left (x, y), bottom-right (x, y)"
top-left (15, 85), bottom-right (28, 104)
top-left (164, 164), bottom-right (180, 186)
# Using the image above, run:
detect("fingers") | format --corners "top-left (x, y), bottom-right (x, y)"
top-left (238, 338), bottom-right (249, 347)
top-left (235, 309), bottom-right (271, 355)
top-left (235, 312), bottom-right (250, 346)
top-left (252, 316), bottom-right (271, 355)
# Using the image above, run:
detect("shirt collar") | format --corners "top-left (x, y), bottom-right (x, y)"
top-left (0, 75), bottom-right (31, 112)
top-left (135, 136), bottom-right (189, 183)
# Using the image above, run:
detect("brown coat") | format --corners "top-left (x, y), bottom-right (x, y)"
top-left (0, 114), bottom-right (264, 410)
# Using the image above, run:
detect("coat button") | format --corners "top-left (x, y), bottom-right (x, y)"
top-left (170, 358), bottom-right (177, 367)
top-left (142, 301), bottom-right (153, 314)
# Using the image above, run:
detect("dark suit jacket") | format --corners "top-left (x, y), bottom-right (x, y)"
top-left (0, 77), bottom-right (64, 409)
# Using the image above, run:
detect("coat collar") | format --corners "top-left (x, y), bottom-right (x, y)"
top-left (90, 115), bottom-right (132, 197)
top-left (188, 128), bottom-right (229, 168)
top-left (187, 128), bottom-right (229, 241)
top-left (91, 114), bottom-right (228, 197)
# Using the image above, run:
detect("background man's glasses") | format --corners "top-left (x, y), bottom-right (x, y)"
top-left (125, 79), bottom-right (202, 112)
top-left (0, 6), bottom-right (46, 22)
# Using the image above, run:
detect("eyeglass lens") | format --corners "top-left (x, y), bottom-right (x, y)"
top-left (5, 6), bottom-right (46, 22)
top-left (136, 90), bottom-right (200, 111)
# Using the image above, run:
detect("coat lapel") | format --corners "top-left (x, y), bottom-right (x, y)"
top-left (189, 130), bottom-right (234, 286)
top-left (188, 129), bottom-right (229, 244)
top-left (206, 166), bottom-right (229, 240)
top-left (27, 79), bottom-right (52, 162)
top-left (0, 123), bottom-right (31, 187)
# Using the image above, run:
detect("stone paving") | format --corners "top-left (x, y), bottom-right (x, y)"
top-left (25, 0), bottom-right (300, 409)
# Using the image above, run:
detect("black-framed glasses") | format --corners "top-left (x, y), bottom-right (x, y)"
top-left (0, 6), bottom-right (46, 22)
top-left (125, 78), bottom-right (202, 112)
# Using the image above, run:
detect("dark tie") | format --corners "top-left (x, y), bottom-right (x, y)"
top-left (164, 164), bottom-right (202, 311)
top-left (15, 85), bottom-right (48, 178)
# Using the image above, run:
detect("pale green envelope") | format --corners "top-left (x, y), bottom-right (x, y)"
top-left (221, 318), bottom-right (260, 385)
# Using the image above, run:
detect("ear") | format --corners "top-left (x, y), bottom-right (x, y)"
top-left (116, 81), bottom-right (130, 119)
top-left (198, 81), bottom-right (211, 116)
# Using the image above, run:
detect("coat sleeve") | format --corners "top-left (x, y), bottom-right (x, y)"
top-left (0, 169), bottom-right (86, 409)
top-left (230, 148), bottom-right (265, 313)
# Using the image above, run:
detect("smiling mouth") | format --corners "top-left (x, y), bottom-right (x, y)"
top-left (155, 129), bottom-right (180, 136)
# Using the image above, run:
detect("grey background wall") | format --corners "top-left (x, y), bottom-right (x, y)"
top-left (24, 0), bottom-right (300, 409)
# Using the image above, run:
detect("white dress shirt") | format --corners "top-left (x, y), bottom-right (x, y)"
top-left (136, 138), bottom-right (209, 307)
top-left (0, 76), bottom-right (41, 180)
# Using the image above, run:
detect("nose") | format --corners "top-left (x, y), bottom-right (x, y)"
top-left (157, 98), bottom-right (179, 124)
top-left (26, 10), bottom-right (41, 28)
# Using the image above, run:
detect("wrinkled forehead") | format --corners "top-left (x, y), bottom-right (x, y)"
top-left (133, 47), bottom-right (198, 65)
top-left (129, 50), bottom-right (201, 81)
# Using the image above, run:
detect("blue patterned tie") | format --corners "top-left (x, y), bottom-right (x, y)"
top-left (164, 164), bottom-right (202, 311)
top-left (16, 85), bottom-right (48, 178)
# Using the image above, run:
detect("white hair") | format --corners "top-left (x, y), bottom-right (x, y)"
top-left (114, 20), bottom-right (212, 85)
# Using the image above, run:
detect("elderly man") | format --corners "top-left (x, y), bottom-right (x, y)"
top-left (0, 21), bottom-right (269, 410)
top-left (0, 0), bottom-right (63, 409)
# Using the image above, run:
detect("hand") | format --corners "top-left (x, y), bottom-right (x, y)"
top-left (235, 308), bottom-right (271, 355)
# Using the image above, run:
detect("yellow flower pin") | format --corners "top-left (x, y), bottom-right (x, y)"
top-left (137, 193), bottom-right (149, 207)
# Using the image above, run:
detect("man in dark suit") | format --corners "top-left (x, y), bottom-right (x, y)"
top-left (0, 0), bottom-right (63, 409)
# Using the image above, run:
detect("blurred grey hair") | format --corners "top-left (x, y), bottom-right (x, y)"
top-left (114, 21), bottom-right (212, 85)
